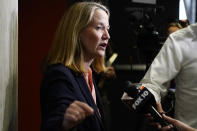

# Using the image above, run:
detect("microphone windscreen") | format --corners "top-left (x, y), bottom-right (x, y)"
top-left (123, 81), bottom-right (140, 98)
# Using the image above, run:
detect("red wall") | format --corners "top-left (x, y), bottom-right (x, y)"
top-left (19, 1), bottom-right (67, 130)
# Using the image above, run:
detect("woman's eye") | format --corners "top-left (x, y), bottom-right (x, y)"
top-left (96, 26), bottom-right (102, 30)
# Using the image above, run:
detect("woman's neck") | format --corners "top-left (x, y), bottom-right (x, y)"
top-left (84, 58), bottom-right (94, 73)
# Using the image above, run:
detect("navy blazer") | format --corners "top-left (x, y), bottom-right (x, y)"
top-left (40, 64), bottom-right (107, 131)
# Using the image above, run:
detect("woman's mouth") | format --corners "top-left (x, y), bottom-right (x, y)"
top-left (99, 43), bottom-right (107, 48)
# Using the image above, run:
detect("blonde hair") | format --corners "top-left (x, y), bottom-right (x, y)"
top-left (168, 22), bottom-right (183, 29)
top-left (46, 2), bottom-right (109, 73)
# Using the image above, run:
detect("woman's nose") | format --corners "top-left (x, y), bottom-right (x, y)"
top-left (103, 29), bottom-right (110, 40)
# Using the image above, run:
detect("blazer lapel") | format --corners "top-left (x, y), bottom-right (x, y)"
top-left (93, 76), bottom-right (106, 125)
top-left (75, 75), bottom-right (103, 121)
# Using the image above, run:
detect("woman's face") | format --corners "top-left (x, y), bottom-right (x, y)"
top-left (80, 9), bottom-right (110, 60)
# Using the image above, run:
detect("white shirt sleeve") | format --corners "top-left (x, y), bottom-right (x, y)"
top-left (140, 34), bottom-right (183, 102)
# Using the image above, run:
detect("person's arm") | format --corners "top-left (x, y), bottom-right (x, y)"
top-left (140, 35), bottom-right (183, 102)
top-left (121, 36), bottom-right (182, 105)
top-left (40, 69), bottom-right (94, 131)
top-left (161, 115), bottom-right (196, 131)
top-left (147, 101), bottom-right (196, 131)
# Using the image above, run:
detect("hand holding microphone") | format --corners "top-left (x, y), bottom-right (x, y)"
top-left (122, 81), bottom-right (178, 130)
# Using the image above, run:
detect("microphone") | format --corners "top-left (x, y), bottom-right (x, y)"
top-left (123, 81), bottom-right (141, 98)
top-left (123, 81), bottom-right (178, 130)
top-left (124, 81), bottom-right (157, 114)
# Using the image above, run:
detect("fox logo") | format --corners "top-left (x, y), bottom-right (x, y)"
top-left (132, 90), bottom-right (149, 110)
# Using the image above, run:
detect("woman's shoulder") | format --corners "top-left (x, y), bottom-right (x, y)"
top-left (43, 63), bottom-right (76, 81)
top-left (46, 63), bottom-right (68, 72)
top-left (44, 63), bottom-right (67, 75)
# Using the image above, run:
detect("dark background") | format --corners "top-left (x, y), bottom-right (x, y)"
top-left (19, 0), bottom-right (194, 131)
top-left (19, 1), bottom-right (67, 131)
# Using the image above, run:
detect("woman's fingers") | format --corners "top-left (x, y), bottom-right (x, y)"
top-left (63, 101), bottom-right (94, 130)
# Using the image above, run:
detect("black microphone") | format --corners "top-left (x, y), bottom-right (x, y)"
top-left (123, 81), bottom-right (178, 130)
top-left (123, 81), bottom-right (140, 97)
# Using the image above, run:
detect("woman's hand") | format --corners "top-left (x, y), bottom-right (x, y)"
top-left (62, 101), bottom-right (94, 130)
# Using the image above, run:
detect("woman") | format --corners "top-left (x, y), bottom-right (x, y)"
top-left (40, 2), bottom-right (110, 131)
